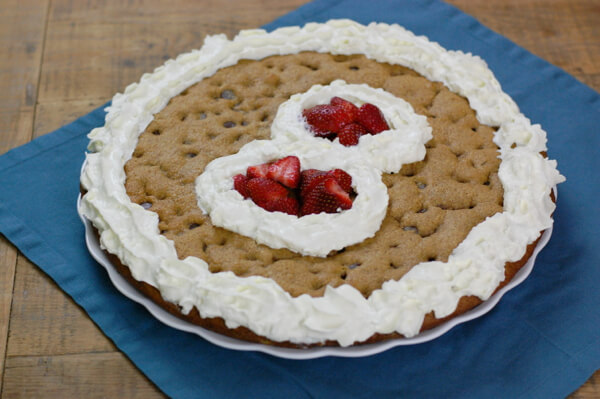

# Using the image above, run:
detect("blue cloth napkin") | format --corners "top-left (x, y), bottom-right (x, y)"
top-left (1, 0), bottom-right (599, 397)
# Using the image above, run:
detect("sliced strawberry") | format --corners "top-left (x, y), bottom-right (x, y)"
top-left (299, 169), bottom-right (326, 194)
top-left (300, 172), bottom-right (329, 199)
top-left (330, 97), bottom-right (359, 121)
top-left (267, 155), bottom-right (301, 188)
top-left (233, 174), bottom-right (250, 198)
top-left (246, 162), bottom-right (271, 179)
top-left (246, 178), bottom-right (289, 210)
top-left (269, 197), bottom-right (300, 216)
top-left (302, 104), bottom-right (353, 135)
top-left (244, 160), bottom-right (354, 216)
top-left (338, 123), bottom-right (366, 146)
top-left (324, 177), bottom-right (353, 209)
top-left (300, 168), bottom-right (325, 182)
top-left (301, 177), bottom-right (353, 215)
top-left (327, 169), bottom-right (353, 193)
top-left (357, 103), bottom-right (389, 134)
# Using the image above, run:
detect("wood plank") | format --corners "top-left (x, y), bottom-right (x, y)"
top-left (32, 99), bottom-right (106, 139)
top-left (0, 109), bottom-right (35, 156)
top-left (0, 0), bottom-right (48, 152)
top-left (2, 352), bottom-right (164, 399)
top-left (0, 0), bottom-right (49, 111)
top-left (37, 0), bottom-right (308, 104)
top-left (570, 370), bottom-right (600, 398)
top-left (6, 257), bottom-right (116, 357)
top-left (447, 0), bottom-right (600, 90)
top-left (0, 0), bottom-right (49, 393)
top-left (0, 237), bottom-right (18, 395)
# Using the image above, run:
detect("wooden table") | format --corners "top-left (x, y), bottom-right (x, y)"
top-left (0, 1), bottom-right (598, 397)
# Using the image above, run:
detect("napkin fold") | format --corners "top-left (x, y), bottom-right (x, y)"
top-left (1, 0), bottom-right (599, 398)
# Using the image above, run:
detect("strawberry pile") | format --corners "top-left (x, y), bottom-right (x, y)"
top-left (233, 155), bottom-right (354, 216)
top-left (302, 97), bottom-right (390, 146)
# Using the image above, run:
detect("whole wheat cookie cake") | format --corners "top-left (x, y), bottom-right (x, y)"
top-left (80, 20), bottom-right (565, 347)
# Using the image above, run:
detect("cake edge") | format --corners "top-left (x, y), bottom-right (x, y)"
top-left (85, 189), bottom-right (553, 348)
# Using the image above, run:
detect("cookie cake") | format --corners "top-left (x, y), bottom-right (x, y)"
top-left (79, 19), bottom-right (565, 347)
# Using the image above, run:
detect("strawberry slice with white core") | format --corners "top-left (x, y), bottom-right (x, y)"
top-left (267, 155), bottom-right (301, 188)
top-left (301, 177), bottom-right (353, 215)
top-left (327, 169), bottom-right (352, 193)
top-left (299, 169), bottom-right (327, 196)
top-left (246, 162), bottom-right (271, 179)
top-left (323, 178), bottom-right (353, 209)
top-left (236, 158), bottom-right (354, 216)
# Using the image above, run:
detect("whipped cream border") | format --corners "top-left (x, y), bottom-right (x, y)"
top-left (80, 19), bottom-right (565, 346)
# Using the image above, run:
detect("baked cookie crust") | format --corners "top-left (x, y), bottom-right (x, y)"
top-left (124, 52), bottom-right (504, 299)
top-left (93, 225), bottom-right (544, 347)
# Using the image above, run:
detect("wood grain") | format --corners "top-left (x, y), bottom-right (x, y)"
top-left (0, 0), bottom-right (48, 111)
top-left (7, 257), bottom-right (115, 357)
top-left (0, 0), bottom-right (598, 397)
top-left (0, 0), bottom-right (49, 393)
top-left (449, 0), bottom-right (600, 90)
top-left (38, 0), bottom-right (308, 103)
top-left (0, 237), bottom-right (18, 394)
top-left (3, 352), bottom-right (164, 399)
top-left (32, 99), bottom-right (106, 139)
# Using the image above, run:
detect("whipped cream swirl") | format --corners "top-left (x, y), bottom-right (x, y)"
top-left (195, 80), bottom-right (431, 257)
top-left (271, 80), bottom-right (432, 173)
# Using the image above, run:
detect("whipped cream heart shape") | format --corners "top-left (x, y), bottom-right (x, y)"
top-left (195, 81), bottom-right (432, 257)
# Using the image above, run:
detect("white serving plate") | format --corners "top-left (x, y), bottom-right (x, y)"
top-left (77, 193), bottom-right (554, 360)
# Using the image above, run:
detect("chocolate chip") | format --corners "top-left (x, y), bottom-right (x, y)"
top-left (220, 89), bottom-right (235, 99)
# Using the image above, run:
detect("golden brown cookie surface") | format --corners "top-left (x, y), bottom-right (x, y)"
top-left (124, 52), bottom-right (503, 298)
